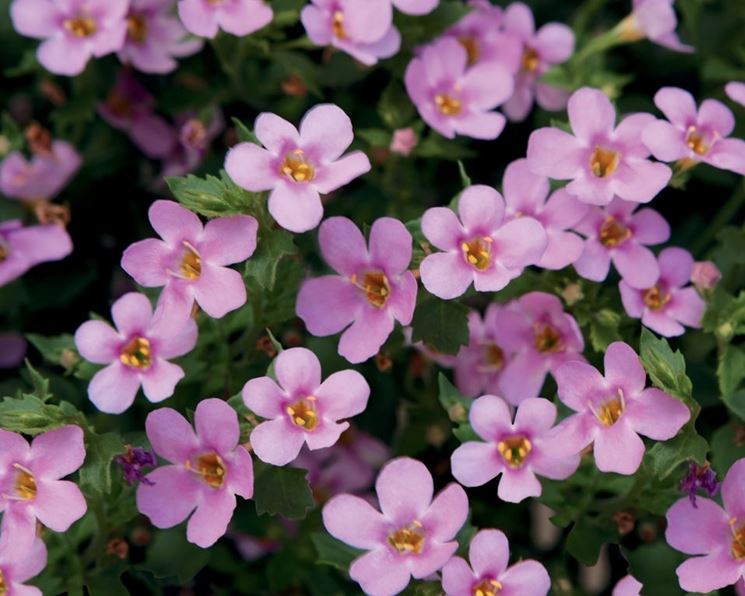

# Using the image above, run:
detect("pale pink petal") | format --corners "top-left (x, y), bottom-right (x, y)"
top-left (140, 359), bottom-right (184, 403)
top-left (500, 560), bottom-right (551, 594)
top-left (274, 347), bottom-right (321, 394)
top-left (535, 23), bottom-right (575, 63)
top-left (376, 457), bottom-right (433, 522)
top-left (149, 200), bottom-right (203, 246)
top-left (343, 0), bottom-right (393, 43)
top-left (215, 0), bottom-right (272, 37)
top-left (242, 377), bottom-right (285, 418)
top-left (469, 394), bottom-right (512, 441)
top-left (409, 541), bottom-right (459, 578)
top-left (37, 37), bottom-right (90, 76)
top-left (250, 418), bottom-right (305, 466)
top-left (460, 62), bottom-right (514, 108)
top-left (322, 494), bottom-right (387, 549)
top-left (268, 183), bottom-right (323, 233)
top-left (192, 263), bottom-right (247, 318)
top-left (676, 551), bottom-right (744, 593)
top-left (32, 479), bottom-right (86, 531)
top-left (305, 420), bottom-right (348, 450)
top-left (469, 528), bottom-right (510, 578)
top-left (421, 207), bottom-right (464, 251)
top-left (74, 320), bottom-right (121, 364)
top-left (492, 216), bottom-right (547, 268)
top-left (420, 252), bottom-right (473, 299)
top-left (388, 271), bottom-right (417, 325)
top-left (604, 342), bottom-right (646, 396)
top-left (315, 370), bottom-right (370, 421)
top-left (707, 138), bottom-right (745, 175)
top-left (313, 151), bottom-right (371, 194)
top-left (620, 281), bottom-right (645, 318)
top-left (392, 0), bottom-right (438, 15)
top-left (224, 143), bottom-right (278, 192)
top-left (625, 388), bottom-right (689, 440)
top-left (88, 363), bottom-right (141, 414)
top-left (612, 243), bottom-right (660, 289)
top-left (526, 128), bottom-right (585, 179)
top-left (121, 239), bottom-right (172, 287)
top-left (722, 458), bottom-right (745, 520)
top-left (338, 307), bottom-right (395, 363)
top-left (226, 446), bottom-right (254, 500)
top-left (667, 287), bottom-right (705, 328)
top-left (593, 421), bottom-right (645, 475)
top-left (631, 208), bottom-right (670, 244)
top-left (10, 0), bottom-right (58, 38)
top-left (514, 398), bottom-right (557, 433)
top-left (499, 351), bottom-right (548, 405)
top-left (502, 1), bottom-right (535, 37)
top-left (451, 441), bottom-right (503, 486)
top-left (642, 310), bottom-right (685, 337)
top-left (369, 217), bottom-right (412, 275)
top-left (195, 398), bottom-right (239, 453)
top-left (296, 276), bottom-right (361, 335)
top-left (349, 550), bottom-right (411, 596)
top-left (200, 216), bottom-right (258, 265)
top-left (137, 466), bottom-right (198, 528)
top-left (502, 158), bottom-right (550, 213)
top-left (498, 466), bottom-right (542, 502)
top-left (145, 407), bottom-right (198, 463)
top-left (318, 216), bottom-right (368, 276)
top-left (186, 488), bottom-right (236, 547)
top-left (555, 360), bottom-right (605, 411)
top-left (573, 239), bottom-right (612, 281)
top-left (641, 120), bottom-right (688, 161)
top-left (441, 557), bottom-right (476, 595)
top-left (178, 0), bottom-right (219, 38)
top-left (654, 87), bottom-right (697, 127)
top-left (420, 483), bottom-right (468, 541)
top-left (699, 99), bottom-right (735, 137)
top-left (459, 185), bottom-right (504, 232)
top-left (453, 111), bottom-right (506, 140)
top-left (30, 425), bottom-right (85, 479)
top-left (612, 160), bottom-right (671, 204)
top-left (299, 104), bottom-right (354, 162)
top-left (568, 87), bottom-right (616, 141)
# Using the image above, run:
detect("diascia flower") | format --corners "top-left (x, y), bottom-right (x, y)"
top-left (243, 347), bottom-right (370, 466)
top-left (405, 37), bottom-right (514, 140)
top-left (225, 104), bottom-right (371, 233)
top-left (420, 185), bottom-right (546, 300)
top-left (573, 196), bottom-right (670, 289)
top-left (612, 574), bottom-right (643, 596)
top-left (619, 247), bottom-right (706, 337)
top-left (726, 81), bottom-right (745, 107)
top-left (0, 536), bottom-right (47, 596)
top-left (0, 426), bottom-right (87, 553)
top-left (74, 292), bottom-right (198, 414)
top-left (296, 217), bottom-right (417, 363)
top-left (642, 87), bottom-right (745, 175)
top-left (10, 0), bottom-right (128, 76)
top-left (666, 458), bottom-right (745, 592)
top-left (441, 528), bottom-right (551, 596)
top-left (121, 200), bottom-right (258, 320)
top-left (322, 457), bottom-right (468, 596)
top-left (495, 292), bottom-right (585, 405)
top-left (451, 396), bottom-right (580, 502)
top-left (527, 87), bottom-right (672, 205)
top-left (137, 398), bottom-right (254, 548)
top-left (502, 158), bottom-right (588, 270)
top-left (501, 1), bottom-right (576, 122)
top-left (0, 140), bottom-right (81, 201)
top-left (177, 0), bottom-right (272, 39)
top-left (0, 220), bottom-right (73, 288)
top-left (623, 0), bottom-right (693, 53)
top-left (552, 342), bottom-right (690, 475)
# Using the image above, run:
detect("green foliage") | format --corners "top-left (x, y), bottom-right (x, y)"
top-left (411, 297), bottom-right (469, 355)
top-left (253, 463), bottom-right (315, 519)
top-left (437, 373), bottom-right (478, 442)
top-left (166, 170), bottom-right (264, 218)
top-left (312, 533), bottom-right (363, 572)
top-left (140, 528), bottom-right (211, 583)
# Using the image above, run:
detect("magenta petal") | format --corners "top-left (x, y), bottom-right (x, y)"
top-left (275, 347), bottom-right (322, 395)
top-left (526, 128), bottom-right (584, 179)
top-left (226, 446), bottom-right (254, 500)
top-left (666, 497), bottom-right (731, 555)
top-left (296, 275), bottom-right (360, 335)
top-left (195, 398), bottom-right (239, 454)
top-left (315, 370), bottom-right (370, 421)
top-left (200, 216), bottom-right (258, 265)
top-left (140, 359), bottom-right (184, 403)
top-left (420, 483), bottom-right (468, 542)
top-left (676, 551), bottom-right (744, 593)
top-left (267, 183), bottom-right (323, 233)
top-left (314, 152), bottom-right (371, 194)
top-left (319, 216), bottom-right (368, 276)
top-left (626, 388), bottom-right (689, 440)
top-left (593, 421), bottom-right (645, 475)
top-left (469, 528), bottom-right (509, 579)
top-left (88, 363), bottom-right (141, 414)
top-left (224, 143), bottom-right (278, 192)
top-left (299, 104), bottom-right (354, 162)
top-left (74, 320), bottom-right (121, 364)
top-left (338, 307), bottom-right (395, 364)
top-left (369, 217), bottom-right (412, 275)
top-left (451, 441), bottom-right (502, 487)
top-left (376, 457), bottom-right (433, 523)
top-left (242, 377), bottom-right (285, 418)
top-left (604, 342), bottom-right (646, 396)
top-left (420, 252), bottom-right (473, 299)
top-left (349, 550), bottom-right (412, 596)
top-left (137, 466), bottom-right (198, 528)
top-left (121, 239), bottom-right (172, 287)
top-left (192, 264), bottom-right (246, 318)
top-left (469, 395), bottom-right (512, 441)
top-left (322, 494), bottom-right (388, 549)
top-left (250, 418), bottom-right (305, 466)
top-left (30, 425), bottom-right (85, 479)
top-left (497, 467), bottom-right (542, 502)
top-left (146, 407), bottom-right (199, 463)
top-left (421, 207), bottom-right (464, 251)
top-left (500, 560), bottom-right (551, 594)
top-left (186, 487), bottom-right (236, 548)
top-left (33, 479), bottom-right (86, 531)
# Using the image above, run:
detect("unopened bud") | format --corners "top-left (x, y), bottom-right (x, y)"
top-left (691, 261), bottom-right (721, 292)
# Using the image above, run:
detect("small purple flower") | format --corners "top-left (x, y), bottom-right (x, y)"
top-left (405, 37), bottom-right (514, 140)
top-left (420, 185), bottom-right (547, 299)
top-left (495, 291), bottom-right (585, 405)
top-left (0, 140), bottom-right (81, 201)
top-left (119, 0), bottom-right (203, 74)
top-left (0, 220), bottom-right (73, 288)
top-left (502, 158), bottom-right (589, 270)
top-left (613, 574), bottom-right (643, 596)
top-left (552, 342), bottom-right (690, 475)
top-left (296, 217), bottom-right (417, 363)
top-left (643, 87), bottom-right (745, 176)
top-left (527, 87), bottom-right (672, 205)
top-left (666, 458), bottom-right (745, 592)
top-left (627, 0), bottom-right (693, 53)
top-left (243, 347), bottom-right (370, 466)
top-left (74, 292), bottom-right (198, 414)
top-left (0, 426), bottom-right (87, 553)
top-left (0, 333), bottom-right (26, 369)
top-left (121, 200), bottom-right (258, 321)
top-left (451, 396), bottom-right (580, 502)
top-left (573, 196), bottom-right (670, 289)
top-left (116, 445), bottom-right (158, 486)
top-left (137, 398), bottom-right (254, 548)
top-left (178, 0), bottom-right (273, 39)
top-left (726, 82), bottom-right (745, 107)
top-left (0, 535), bottom-right (47, 596)
top-left (301, 0), bottom-right (400, 66)
top-left (680, 461), bottom-right (719, 508)
top-left (619, 247), bottom-right (706, 337)
top-left (501, 1), bottom-right (576, 122)
top-left (10, 0), bottom-right (128, 76)
top-left (441, 528), bottom-right (551, 595)
top-left (323, 457), bottom-right (468, 596)
top-left (225, 104), bottom-right (371, 233)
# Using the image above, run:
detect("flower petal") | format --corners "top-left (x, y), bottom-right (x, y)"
top-left (451, 441), bottom-right (503, 487)
top-left (319, 216), bottom-right (368, 276)
top-left (224, 142), bottom-right (278, 192)
top-left (200, 216), bottom-right (258, 266)
top-left (322, 494), bottom-right (388, 549)
top-left (315, 370), bottom-right (370, 421)
top-left (368, 217), bottom-right (412, 276)
top-left (469, 394), bottom-right (513, 441)
top-left (33, 479), bottom-right (87, 531)
top-left (296, 275), bottom-right (360, 335)
top-left (88, 363), bottom-right (141, 414)
top-left (625, 388), bottom-right (690, 440)
top-left (74, 320), bottom-right (121, 364)
top-left (250, 418), bottom-right (305, 466)
top-left (195, 398), bottom-right (239, 454)
top-left (376, 457), bottom-right (433, 523)
top-left (186, 486), bottom-right (236, 547)
top-left (593, 421), bottom-right (645, 475)
top-left (420, 483), bottom-right (468, 541)
top-left (568, 87), bottom-right (616, 141)
top-left (242, 377), bottom-right (285, 418)
top-left (349, 550), bottom-right (412, 596)
top-left (338, 307), bottom-right (395, 364)
top-left (146, 407), bottom-right (199, 463)
top-left (30, 425), bottom-right (85, 479)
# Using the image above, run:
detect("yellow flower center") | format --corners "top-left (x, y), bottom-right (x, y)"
top-left (473, 578), bottom-right (503, 596)
top-left (497, 435), bottom-right (532, 468)
top-left (435, 93), bottom-right (462, 116)
top-left (461, 237), bottom-right (492, 270)
top-left (119, 336), bottom-right (152, 370)
top-left (642, 284), bottom-right (671, 311)
top-left (730, 520), bottom-right (745, 560)
top-left (286, 396), bottom-right (319, 430)
top-left (521, 46), bottom-right (540, 73)
top-left (64, 15), bottom-right (97, 38)
top-left (599, 216), bottom-right (632, 247)
top-left (686, 127), bottom-right (710, 156)
top-left (13, 463), bottom-right (37, 500)
top-left (332, 10), bottom-right (346, 39)
top-left (533, 323), bottom-right (563, 353)
top-left (280, 149), bottom-right (315, 183)
top-left (590, 147), bottom-right (620, 178)
top-left (592, 392), bottom-right (625, 426)
top-left (127, 14), bottom-right (148, 43)
top-left (388, 520), bottom-right (425, 555)
top-left (186, 452), bottom-right (227, 488)
top-left (458, 36), bottom-right (480, 66)
top-left (351, 271), bottom-right (391, 309)
top-left (180, 242), bottom-right (202, 280)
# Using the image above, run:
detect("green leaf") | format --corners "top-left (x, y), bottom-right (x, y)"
top-left (456, 160), bottom-right (471, 188)
top-left (639, 328), bottom-right (695, 406)
top-left (26, 333), bottom-right (78, 370)
top-left (243, 228), bottom-right (297, 291)
top-left (589, 309), bottom-right (623, 352)
top-left (78, 432), bottom-right (124, 495)
top-left (645, 426), bottom-right (709, 479)
top-left (624, 542), bottom-right (686, 596)
top-left (140, 527), bottom-right (210, 583)
top-left (565, 517), bottom-right (614, 566)
top-left (411, 297), bottom-right (469, 355)
top-left (378, 81), bottom-right (415, 129)
top-left (437, 374), bottom-right (479, 442)
top-left (231, 116), bottom-right (260, 144)
top-left (0, 364), bottom-right (70, 435)
top-left (711, 424), bottom-right (745, 475)
top-left (253, 463), bottom-right (314, 519)
top-left (311, 532), bottom-right (363, 572)
top-left (166, 171), bottom-right (264, 218)
top-left (722, 389), bottom-right (745, 422)
top-left (356, 128), bottom-right (392, 147)
top-left (718, 345), bottom-right (745, 397)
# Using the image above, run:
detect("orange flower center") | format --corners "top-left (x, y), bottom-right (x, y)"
top-left (127, 13), bottom-right (148, 43)
top-left (592, 392), bottom-right (625, 426)
top-left (64, 15), bottom-right (97, 38)
top-left (388, 520), bottom-right (425, 555)
top-left (521, 46), bottom-right (540, 73)
top-left (461, 237), bottom-right (492, 270)
top-left (482, 343), bottom-right (504, 370)
top-left (280, 149), bottom-right (315, 183)
top-left (435, 93), bottom-right (462, 116)
top-left (286, 397), bottom-right (319, 430)
top-left (119, 336), bottom-right (152, 370)
top-left (458, 36), bottom-right (480, 66)
top-left (186, 452), bottom-right (227, 488)
top-left (686, 127), bottom-right (710, 155)
top-left (351, 271), bottom-right (391, 308)
top-left (13, 463), bottom-right (37, 500)
top-left (332, 10), bottom-right (346, 39)
top-left (731, 520), bottom-right (745, 560)
top-left (599, 216), bottom-right (632, 247)
top-left (473, 578), bottom-right (503, 596)
top-left (642, 284), bottom-right (671, 311)
top-left (497, 435), bottom-right (532, 468)
top-left (180, 242), bottom-right (202, 280)
top-left (533, 323), bottom-right (563, 353)
top-left (590, 147), bottom-right (620, 178)
top-left (0, 241), bottom-right (8, 263)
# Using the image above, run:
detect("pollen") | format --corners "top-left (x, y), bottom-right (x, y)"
top-left (332, 10), bottom-right (346, 39)
top-left (280, 149), bottom-right (315, 183)
top-left (187, 452), bottom-right (227, 488)
top-left (388, 520), bottom-right (425, 555)
top-left (497, 435), bottom-right (532, 468)
top-left (642, 284), bottom-right (671, 311)
top-left (351, 271), bottom-right (391, 308)
top-left (686, 127), bottom-right (710, 156)
top-left (458, 36), bottom-right (480, 65)
top-left (64, 15), bottom-right (97, 38)
top-left (434, 93), bottom-right (462, 116)
top-left (593, 392), bottom-right (625, 427)
top-left (533, 323), bottom-right (564, 353)
top-left (127, 13), bottom-right (148, 43)
top-left (119, 336), bottom-right (152, 370)
top-left (731, 520), bottom-right (745, 560)
top-left (590, 147), bottom-right (620, 178)
top-left (13, 463), bottom-right (37, 500)
top-left (521, 46), bottom-right (540, 73)
top-left (462, 237), bottom-right (492, 270)
top-left (599, 216), bottom-right (632, 247)
top-left (286, 397), bottom-right (319, 430)
top-left (482, 343), bottom-right (504, 370)
top-left (180, 242), bottom-right (202, 280)
top-left (473, 578), bottom-right (503, 596)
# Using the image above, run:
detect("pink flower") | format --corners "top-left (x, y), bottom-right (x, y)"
top-left (643, 87), bottom-right (745, 175)
top-left (441, 528), bottom-right (550, 595)
top-left (0, 536), bottom-right (47, 596)
top-left (0, 220), bottom-right (73, 288)
top-left (0, 426), bottom-right (87, 553)
top-left (628, 0), bottom-right (693, 53)
top-left (527, 87), bottom-right (672, 205)
top-left (387, 0), bottom-right (438, 15)
top-left (0, 333), bottom-right (26, 369)
top-left (420, 185), bottom-right (547, 299)
top-left (453, 305), bottom-right (511, 399)
top-left (323, 457), bottom-right (468, 596)
top-left (119, 0), bottom-right (203, 74)
top-left (552, 342), bottom-right (690, 475)
top-left (404, 37), bottom-right (514, 140)
top-left (177, 0), bottom-right (272, 39)
top-left (0, 140), bottom-right (81, 202)
top-left (136, 398), bottom-right (254, 548)
top-left (620, 247), bottom-right (706, 337)
top-left (691, 260), bottom-right (721, 291)
top-left (301, 0), bottom-right (400, 66)
top-left (390, 128), bottom-right (418, 156)
top-left (494, 292), bottom-right (585, 405)
top-left (296, 217), bottom-right (417, 363)
top-left (74, 292), bottom-right (198, 414)
top-left (502, 158), bottom-right (588, 270)
top-left (726, 82), bottom-right (745, 107)
top-left (501, 2), bottom-right (576, 122)
top-left (121, 200), bottom-right (258, 320)
top-left (10, 0), bottom-right (128, 76)
top-left (243, 347), bottom-right (370, 466)
top-left (665, 458), bottom-right (745, 592)
top-left (451, 396), bottom-right (580, 502)
top-left (225, 104), bottom-right (371, 233)
top-left (612, 574), bottom-right (643, 596)
top-left (573, 196), bottom-right (670, 289)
